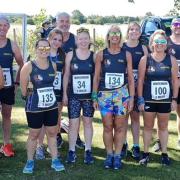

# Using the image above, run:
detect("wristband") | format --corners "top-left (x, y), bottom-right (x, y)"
top-left (21, 95), bottom-right (27, 101)
top-left (91, 91), bottom-right (98, 102)
top-left (172, 97), bottom-right (178, 102)
top-left (14, 82), bottom-right (20, 86)
top-left (137, 96), bottom-right (145, 106)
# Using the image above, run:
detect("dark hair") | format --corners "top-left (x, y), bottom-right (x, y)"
top-left (35, 38), bottom-right (50, 48)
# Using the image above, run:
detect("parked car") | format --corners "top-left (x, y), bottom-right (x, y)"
top-left (140, 16), bottom-right (173, 45)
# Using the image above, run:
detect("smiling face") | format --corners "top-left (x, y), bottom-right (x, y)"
top-left (127, 24), bottom-right (141, 40)
top-left (36, 40), bottom-right (50, 58)
top-left (76, 31), bottom-right (90, 49)
top-left (0, 19), bottom-right (10, 38)
top-left (56, 15), bottom-right (70, 33)
top-left (171, 19), bottom-right (180, 36)
top-left (152, 34), bottom-right (167, 52)
top-left (108, 27), bottom-right (121, 45)
top-left (49, 33), bottom-right (63, 50)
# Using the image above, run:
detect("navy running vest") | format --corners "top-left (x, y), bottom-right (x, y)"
top-left (62, 33), bottom-right (76, 53)
top-left (168, 38), bottom-right (180, 76)
top-left (25, 60), bottom-right (57, 112)
top-left (98, 48), bottom-right (127, 91)
top-left (49, 53), bottom-right (64, 99)
top-left (143, 54), bottom-right (172, 102)
top-left (0, 39), bottom-right (14, 88)
top-left (68, 50), bottom-right (94, 100)
top-left (122, 42), bottom-right (144, 83)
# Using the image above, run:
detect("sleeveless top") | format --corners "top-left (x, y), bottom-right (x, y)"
top-left (49, 53), bottom-right (64, 99)
top-left (168, 38), bottom-right (180, 77)
top-left (0, 39), bottom-right (14, 88)
top-left (61, 33), bottom-right (76, 53)
top-left (68, 50), bottom-right (94, 100)
top-left (25, 60), bottom-right (57, 112)
top-left (98, 48), bottom-right (127, 91)
top-left (143, 54), bottom-right (172, 103)
top-left (122, 42), bottom-right (144, 83)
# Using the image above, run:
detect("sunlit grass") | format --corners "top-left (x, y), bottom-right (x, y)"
top-left (0, 89), bottom-right (180, 179)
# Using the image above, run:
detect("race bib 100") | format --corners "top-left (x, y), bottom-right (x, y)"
top-left (53, 71), bottom-right (61, 90)
top-left (151, 81), bottom-right (170, 100)
top-left (2, 68), bottom-right (12, 87)
top-left (73, 74), bottom-right (91, 94)
top-left (37, 87), bottom-right (56, 108)
top-left (105, 73), bottom-right (124, 89)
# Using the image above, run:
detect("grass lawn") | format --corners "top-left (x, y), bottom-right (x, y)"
top-left (0, 89), bottom-right (180, 180)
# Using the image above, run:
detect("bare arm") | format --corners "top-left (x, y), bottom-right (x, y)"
top-left (20, 62), bottom-right (32, 97)
top-left (0, 66), bottom-right (4, 89)
top-left (63, 51), bottom-right (73, 105)
top-left (142, 45), bottom-right (148, 56)
top-left (92, 50), bottom-right (103, 92)
top-left (126, 51), bottom-right (134, 97)
top-left (11, 41), bottom-right (24, 84)
top-left (171, 56), bottom-right (179, 111)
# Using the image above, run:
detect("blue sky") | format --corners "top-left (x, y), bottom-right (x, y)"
top-left (0, 0), bottom-right (174, 17)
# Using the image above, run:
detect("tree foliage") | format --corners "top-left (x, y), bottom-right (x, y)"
top-left (169, 0), bottom-right (180, 16)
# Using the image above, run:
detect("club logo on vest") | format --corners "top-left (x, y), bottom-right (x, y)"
top-left (34, 74), bottom-right (43, 81)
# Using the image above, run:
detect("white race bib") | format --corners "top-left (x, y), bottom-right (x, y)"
top-left (133, 69), bottom-right (138, 82)
top-left (53, 71), bottom-right (61, 90)
top-left (151, 81), bottom-right (170, 100)
top-left (37, 87), bottom-right (56, 108)
top-left (73, 74), bottom-right (91, 94)
top-left (105, 73), bottom-right (124, 89)
top-left (2, 68), bottom-right (12, 87)
top-left (176, 59), bottom-right (180, 77)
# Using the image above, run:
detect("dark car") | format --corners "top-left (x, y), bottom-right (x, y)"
top-left (140, 16), bottom-right (173, 45)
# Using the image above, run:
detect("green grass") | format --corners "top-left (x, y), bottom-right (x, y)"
top-left (0, 89), bottom-right (180, 180)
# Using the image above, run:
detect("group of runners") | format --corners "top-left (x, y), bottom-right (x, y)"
top-left (0, 12), bottom-right (180, 173)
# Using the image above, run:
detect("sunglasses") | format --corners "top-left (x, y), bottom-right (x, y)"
top-left (109, 32), bottom-right (121, 37)
top-left (154, 39), bottom-right (167, 45)
top-left (172, 22), bottom-right (180, 27)
top-left (77, 28), bottom-right (89, 34)
top-left (37, 46), bottom-right (50, 51)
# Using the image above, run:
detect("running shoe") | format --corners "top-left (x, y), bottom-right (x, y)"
top-left (76, 136), bottom-right (85, 149)
top-left (113, 154), bottom-right (122, 170)
top-left (139, 152), bottom-right (150, 165)
top-left (51, 158), bottom-right (65, 171)
top-left (120, 143), bottom-right (128, 159)
top-left (35, 145), bottom-right (45, 160)
top-left (161, 153), bottom-right (170, 166)
top-left (104, 154), bottom-right (113, 169)
top-left (57, 133), bottom-right (63, 149)
top-left (66, 150), bottom-right (77, 163)
top-left (23, 160), bottom-right (34, 174)
top-left (0, 144), bottom-right (15, 157)
top-left (153, 139), bottom-right (161, 152)
top-left (131, 146), bottom-right (140, 160)
top-left (84, 150), bottom-right (94, 164)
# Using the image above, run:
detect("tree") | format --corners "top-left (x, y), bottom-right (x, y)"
top-left (169, 0), bottom-right (180, 16)
top-left (72, 10), bottom-right (86, 24)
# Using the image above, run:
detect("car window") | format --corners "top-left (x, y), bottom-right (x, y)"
top-left (144, 21), bottom-right (158, 34)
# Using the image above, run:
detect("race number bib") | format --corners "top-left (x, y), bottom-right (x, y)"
top-left (53, 71), bottom-right (61, 90)
top-left (133, 69), bottom-right (138, 82)
top-left (37, 87), bottom-right (56, 108)
top-left (2, 68), bottom-right (12, 87)
top-left (105, 73), bottom-right (124, 89)
top-left (151, 81), bottom-right (170, 100)
top-left (73, 74), bottom-right (91, 94)
top-left (177, 60), bottom-right (180, 77)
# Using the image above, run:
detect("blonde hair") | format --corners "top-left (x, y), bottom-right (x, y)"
top-left (149, 29), bottom-right (167, 52)
top-left (105, 25), bottom-right (122, 48)
top-left (126, 22), bottom-right (141, 40)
